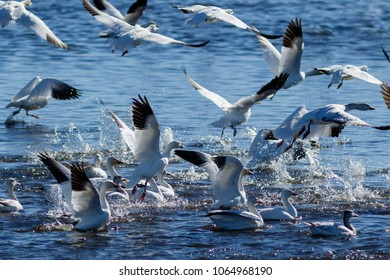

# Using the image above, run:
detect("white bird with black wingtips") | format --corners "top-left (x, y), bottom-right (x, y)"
top-left (5, 76), bottom-right (81, 122)
top-left (82, 0), bottom-right (209, 56)
top-left (174, 150), bottom-right (250, 209)
top-left (283, 103), bottom-right (390, 151)
top-left (314, 64), bottom-right (382, 89)
top-left (0, 0), bottom-right (69, 49)
top-left (181, 66), bottom-right (288, 137)
top-left (256, 18), bottom-right (323, 89)
top-left (124, 95), bottom-right (183, 202)
top-left (70, 162), bottom-right (122, 231)
top-left (100, 98), bottom-right (182, 201)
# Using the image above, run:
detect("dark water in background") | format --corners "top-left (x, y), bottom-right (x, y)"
top-left (0, 0), bottom-right (389, 260)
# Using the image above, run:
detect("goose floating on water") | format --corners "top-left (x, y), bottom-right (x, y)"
top-left (206, 196), bottom-right (264, 231)
top-left (256, 18), bottom-right (323, 89)
top-left (173, 4), bottom-right (280, 39)
top-left (0, 0), bottom-right (69, 49)
top-left (82, 0), bottom-right (209, 56)
top-left (0, 178), bottom-right (23, 212)
top-left (5, 76), bottom-right (81, 123)
top-left (314, 64), bottom-right (382, 89)
top-left (181, 66), bottom-right (288, 137)
top-left (258, 189), bottom-right (298, 221)
top-left (304, 210), bottom-right (358, 237)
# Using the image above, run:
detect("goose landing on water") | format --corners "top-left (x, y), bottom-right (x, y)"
top-left (70, 162), bottom-right (123, 231)
top-left (4, 76), bottom-right (81, 123)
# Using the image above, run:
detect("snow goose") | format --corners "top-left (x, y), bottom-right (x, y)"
top-left (256, 18), bottom-right (322, 89)
top-left (314, 64), bottom-right (382, 89)
top-left (258, 189), bottom-right (298, 221)
top-left (82, 0), bottom-right (209, 56)
top-left (173, 4), bottom-right (280, 39)
top-left (119, 95), bottom-right (183, 201)
top-left (0, 178), bottom-right (23, 212)
top-left (304, 210), bottom-right (358, 237)
top-left (260, 103), bottom-right (390, 151)
top-left (181, 66), bottom-right (288, 137)
top-left (101, 100), bottom-right (181, 199)
top-left (93, 0), bottom-right (156, 39)
top-left (281, 103), bottom-right (390, 151)
top-left (206, 196), bottom-right (263, 230)
top-left (4, 76), bottom-right (81, 122)
top-left (70, 162), bottom-right (122, 231)
top-left (0, 0), bottom-right (69, 49)
top-left (174, 150), bottom-right (250, 209)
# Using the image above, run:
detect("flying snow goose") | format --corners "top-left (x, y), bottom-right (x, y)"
top-left (0, 0), bottom-right (69, 49)
top-left (206, 196), bottom-right (263, 230)
top-left (5, 76), bottom-right (81, 121)
top-left (93, 0), bottom-right (156, 38)
top-left (256, 18), bottom-right (322, 89)
top-left (82, 0), bottom-right (209, 56)
top-left (0, 178), bottom-right (23, 212)
top-left (292, 103), bottom-right (390, 139)
top-left (258, 189), bottom-right (298, 221)
top-left (173, 4), bottom-right (280, 39)
top-left (70, 162), bottom-right (122, 231)
top-left (257, 103), bottom-right (390, 152)
top-left (304, 210), bottom-right (358, 237)
top-left (314, 64), bottom-right (382, 89)
top-left (181, 66), bottom-right (288, 137)
top-left (174, 150), bottom-right (250, 209)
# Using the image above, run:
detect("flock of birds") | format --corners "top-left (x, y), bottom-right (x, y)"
top-left (1, 0), bottom-right (389, 237)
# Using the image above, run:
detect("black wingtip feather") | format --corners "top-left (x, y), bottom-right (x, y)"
top-left (132, 95), bottom-right (154, 130)
top-left (174, 150), bottom-right (209, 167)
top-left (38, 150), bottom-right (69, 184)
top-left (282, 18), bottom-right (302, 48)
top-left (70, 162), bottom-right (90, 192)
